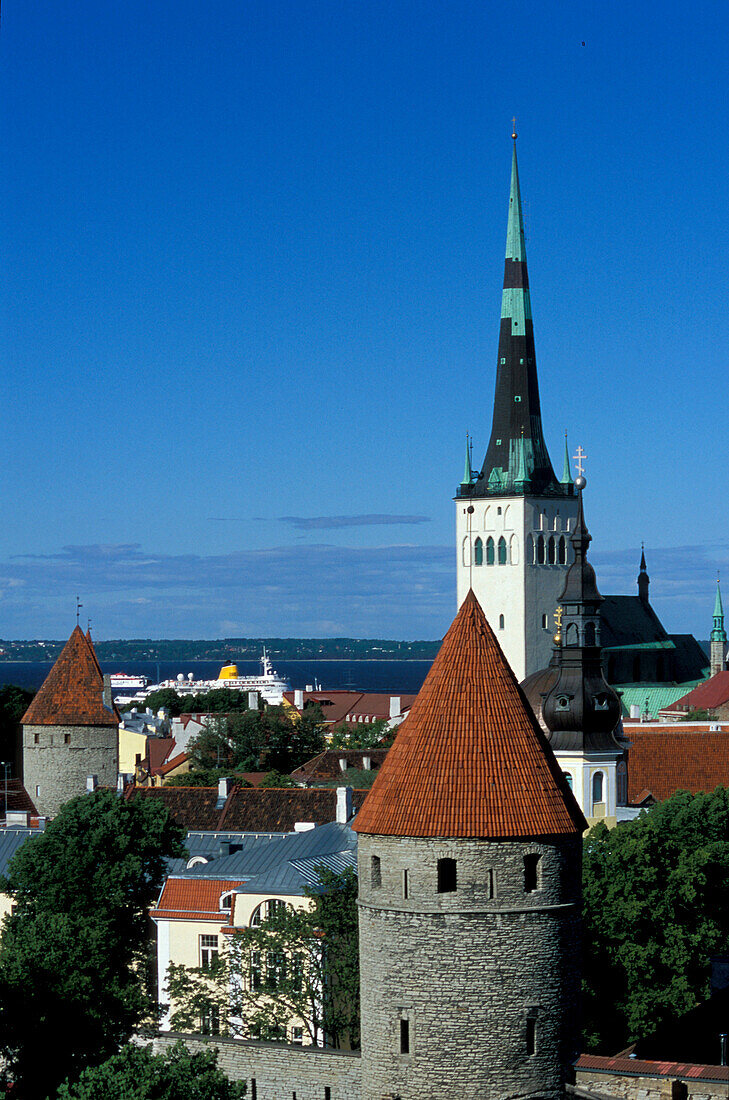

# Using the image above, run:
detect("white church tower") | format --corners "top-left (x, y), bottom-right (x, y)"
top-left (455, 132), bottom-right (578, 682)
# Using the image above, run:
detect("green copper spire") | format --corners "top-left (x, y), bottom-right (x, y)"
top-left (712, 579), bottom-right (726, 643)
top-left (505, 138), bottom-right (527, 264)
top-left (561, 431), bottom-right (573, 485)
top-left (468, 134), bottom-right (562, 499)
top-left (461, 434), bottom-right (474, 488)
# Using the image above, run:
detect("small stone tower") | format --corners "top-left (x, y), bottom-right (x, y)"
top-left (22, 626), bottom-right (119, 817)
top-left (455, 135), bottom-right (579, 682)
top-left (354, 590), bottom-right (585, 1100)
top-left (542, 480), bottom-right (625, 827)
top-left (711, 580), bottom-right (727, 678)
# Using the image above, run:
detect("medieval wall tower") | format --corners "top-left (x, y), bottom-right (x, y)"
top-left (22, 626), bottom-right (119, 817)
top-left (354, 589), bottom-right (585, 1100)
top-left (456, 135), bottom-right (578, 682)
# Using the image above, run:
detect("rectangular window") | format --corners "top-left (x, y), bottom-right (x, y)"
top-left (400, 1018), bottom-right (410, 1054)
top-left (437, 858), bottom-right (457, 893)
top-left (251, 952), bottom-right (262, 990)
top-left (201, 1003), bottom-right (220, 1036)
top-left (266, 951), bottom-right (286, 989)
top-left (199, 934), bottom-right (219, 971)
top-left (371, 854), bottom-right (381, 888)
top-left (64, 734), bottom-right (71, 744)
top-left (526, 1016), bottom-right (537, 1055)
top-left (486, 868), bottom-right (495, 899)
top-left (251, 1081), bottom-right (257, 1100)
top-left (403, 869), bottom-right (409, 899)
top-left (33, 733), bottom-right (39, 745)
top-left (291, 1027), bottom-right (303, 1045)
top-left (324, 1090), bottom-right (331, 1100)
top-left (524, 854), bottom-right (541, 893)
top-left (35, 785), bottom-right (41, 798)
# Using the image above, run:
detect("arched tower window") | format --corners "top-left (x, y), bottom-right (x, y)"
top-left (502, 504), bottom-right (511, 530)
top-left (497, 536), bottom-right (507, 565)
top-left (537, 535), bottom-right (545, 564)
top-left (509, 534), bottom-right (519, 564)
top-left (474, 537), bottom-right (483, 566)
top-left (498, 614), bottom-right (505, 629)
top-left (565, 623), bottom-right (578, 647)
top-left (616, 761), bottom-right (628, 806)
top-left (527, 534), bottom-right (535, 564)
top-left (484, 506), bottom-right (494, 531)
top-left (558, 536), bottom-right (567, 564)
top-left (592, 772), bottom-right (604, 807)
top-left (462, 537), bottom-right (470, 567)
top-left (547, 536), bottom-right (556, 565)
top-left (584, 622), bottom-right (596, 646)
top-left (524, 853), bottom-right (541, 893)
top-left (486, 537), bottom-right (495, 565)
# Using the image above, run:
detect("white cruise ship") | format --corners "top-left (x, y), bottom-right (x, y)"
top-left (118, 649), bottom-right (291, 706)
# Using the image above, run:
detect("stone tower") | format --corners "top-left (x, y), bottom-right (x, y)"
top-left (455, 135), bottom-right (579, 682)
top-left (22, 626), bottom-right (119, 817)
top-left (541, 481), bottom-right (625, 828)
top-left (711, 580), bottom-right (727, 677)
top-left (354, 589), bottom-right (585, 1100)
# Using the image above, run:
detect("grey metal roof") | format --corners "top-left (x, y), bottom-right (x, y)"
top-left (166, 829), bottom-right (286, 875)
top-left (232, 821), bottom-right (357, 898)
top-left (0, 827), bottom-right (42, 877)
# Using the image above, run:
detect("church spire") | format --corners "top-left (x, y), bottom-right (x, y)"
top-left (469, 136), bottom-right (562, 498)
top-left (542, 480), bottom-right (622, 753)
top-left (711, 577), bottom-right (727, 677)
top-left (561, 432), bottom-right (573, 486)
top-left (638, 543), bottom-right (650, 604)
top-left (461, 433), bottom-right (473, 489)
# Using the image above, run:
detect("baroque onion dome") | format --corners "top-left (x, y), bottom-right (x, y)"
top-left (542, 483), bottom-right (623, 752)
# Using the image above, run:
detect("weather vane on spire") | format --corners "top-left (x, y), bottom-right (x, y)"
top-left (76, 596), bottom-right (83, 625)
top-left (511, 117), bottom-right (517, 140)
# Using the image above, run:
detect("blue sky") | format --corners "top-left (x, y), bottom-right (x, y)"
top-left (1, 1), bottom-right (727, 640)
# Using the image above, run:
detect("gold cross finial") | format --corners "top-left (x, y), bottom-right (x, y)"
top-left (511, 117), bottom-right (517, 140)
top-left (554, 606), bottom-right (563, 629)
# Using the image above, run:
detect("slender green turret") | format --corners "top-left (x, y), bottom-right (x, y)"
top-left (711, 579), bottom-right (727, 676)
top-left (561, 432), bottom-right (573, 486)
top-left (461, 434), bottom-right (474, 489)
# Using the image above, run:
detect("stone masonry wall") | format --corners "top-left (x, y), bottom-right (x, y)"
top-left (152, 1032), bottom-right (362, 1100)
top-left (358, 833), bottom-right (582, 1100)
top-left (22, 724), bottom-right (118, 817)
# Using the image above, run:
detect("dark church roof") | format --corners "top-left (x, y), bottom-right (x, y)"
top-left (353, 590), bottom-right (585, 839)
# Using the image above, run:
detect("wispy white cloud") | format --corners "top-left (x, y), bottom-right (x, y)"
top-left (277, 514), bottom-right (431, 530)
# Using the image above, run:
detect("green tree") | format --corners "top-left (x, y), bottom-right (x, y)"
top-left (165, 769), bottom-right (251, 788)
top-left (582, 787), bottom-right (729, 1052)
top-left (167, 867), bottom-right (359, 1049)
top-left (0, 790), bottom-right (186, 1100)
top-left (257, 770), bottom-right (299, 788)
top-left (54, 1040), bottom-right (246, 1099)
top-left (328, 717), bottom-right (390, 750)
top-left (188, 706), bottom-right (325, 775)
top-left (0, 684), bottom-right (35, 771)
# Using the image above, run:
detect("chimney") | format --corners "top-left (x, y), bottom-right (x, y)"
top-left (339, 757), bottom-right (348, 772)
top-left (336, 785), bottom-right (353, 824)
top-left (219, 839), bottom-right (231, 858)
top-left (248, 691), bottom-right (259, 710)
top-left (305, 684), bottom-right (314, 692)
top-left (362, 755), bottom-right (371, 771)
top-left (86, 775), bottom-right (98, 793)
top-left (389, 696), bottom-right (401, 719)
top-left (37, 816), bottom-right (47, 831)
top-left (294, 689), bottom-right (304, 709)
top-left (102, 674), bottom-right (113, 710)
top-left (5, 810), bottom-right (30, 827)
top-left (218, 777), bottom-right (234, 801)
top-left (629, 704), bottom-right (640, 719)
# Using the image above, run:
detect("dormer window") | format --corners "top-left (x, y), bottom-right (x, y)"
top-left (220, 892), bottom-right (233, 911)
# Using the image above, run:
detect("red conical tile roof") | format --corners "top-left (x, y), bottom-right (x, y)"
top-left (353, 590), bottom-right (585, 838)
top-left (22, 626), bottom-right (119, 727)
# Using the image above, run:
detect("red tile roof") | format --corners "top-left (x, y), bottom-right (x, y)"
top-left (627, 729), bottom-right (729, 803)
top-left (577, 1054), bottom-right (729, 1081)
top-left (353, 590), bottom-right (585, 839)
top-left (128, 785), bottom-right (368, 831)
top-left (291, 748), bottom-right (389, 784)
top-left (661, 671), bottom-right (729, 714)
top-left (2, 780), bottom-right (39, 816)
top-left (147, 737), bottom-right (175, 771)
top-left (21, 626), bottom-right (120, 727)
top-left (156, 752), bottom-right (189, 776)
top-left (152, 878), bottom-right (238, 921)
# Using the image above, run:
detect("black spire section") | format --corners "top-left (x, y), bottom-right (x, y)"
top-left (638, 544), bottom-right (650, 604)
top-left (542, 483), bottom-right (623, 752)
top-left (459, 139), bottom-right (567, 499)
